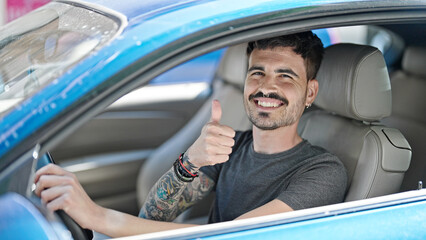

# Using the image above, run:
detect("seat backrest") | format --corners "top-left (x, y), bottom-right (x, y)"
top-left (381, 46), bottom-right (426, 191)
top-left (298, 43), bottom-right (412, 201)
top-left (136, 44), bottom-right (251, 208)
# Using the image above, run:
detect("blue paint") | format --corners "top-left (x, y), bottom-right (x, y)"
top-left (0, 0), bottom-right (361, 159)
top-left (0, 193), bottom-right (57, 240)
top-left (200, 200), bottom-right (426, 239)
top-left (81, 0), bottom-right (200, 22)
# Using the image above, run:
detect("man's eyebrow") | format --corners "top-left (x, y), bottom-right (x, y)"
top-left (275, 68), bottom-right (299, 78)
top-left (247, 65), bottom-right (264, 72)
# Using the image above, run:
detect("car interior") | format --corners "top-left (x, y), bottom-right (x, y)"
top-left (49, 23), bottom-right (425, 225)
top-left (381, 45), bottom-right (426, 192)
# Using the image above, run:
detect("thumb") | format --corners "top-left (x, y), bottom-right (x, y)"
top-left (210, 100), bottom-right (222, 123)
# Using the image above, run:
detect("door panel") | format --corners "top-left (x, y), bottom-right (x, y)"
top-left (60, 149), bottom-right (152, 215)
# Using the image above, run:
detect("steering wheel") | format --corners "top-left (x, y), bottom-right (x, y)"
top-left (56, 210), bottom-right (93, 240)
top-left (36, 153), bottom-right (93, 239)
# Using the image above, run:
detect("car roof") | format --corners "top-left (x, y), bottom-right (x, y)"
top-left (78, 0), bottom-right (205, 22)
top-left (77, 0), bottom-right (357, 23)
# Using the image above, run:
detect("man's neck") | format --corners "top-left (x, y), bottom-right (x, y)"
top-left (252, 124), bottom-right (302, 154)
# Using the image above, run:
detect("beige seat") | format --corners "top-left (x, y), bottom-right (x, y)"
top-left (298, 43), bottom-right (412, 201)
top-left (136, 44), bottom-right (251, 221)
top-left (381, 47), bottom-right (426, 192)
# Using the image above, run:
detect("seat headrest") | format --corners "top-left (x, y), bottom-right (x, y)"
top-left (402, 46), bottom-right (426, 78)
top-left (315, 43), bottom-right (392, 122)
top-left (216, 43), bottom-right (248, 89)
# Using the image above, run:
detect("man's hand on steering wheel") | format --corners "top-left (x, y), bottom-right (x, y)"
top-left (34, 164), bottom-right (102, 231)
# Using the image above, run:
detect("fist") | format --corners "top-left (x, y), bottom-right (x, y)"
top-left (34, 164), bottom-right (98, 229)
top-left (187, 100), bottom-right (236, 168)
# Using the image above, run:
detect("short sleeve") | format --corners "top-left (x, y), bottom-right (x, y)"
top-left (200, 163), bottom-right (222, 185)
top-left (277, 154), bottom-right (347, 210)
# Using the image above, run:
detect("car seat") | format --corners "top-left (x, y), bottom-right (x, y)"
top-left (136, 44), bottom-right (252, 222)
top-left (298, 43), bottom-right (412, 201)
top-left (381, 46), bottom-right (426, 192)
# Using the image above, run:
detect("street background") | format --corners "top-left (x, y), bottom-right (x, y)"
top-left (0, 0), bottom-right (50, 25)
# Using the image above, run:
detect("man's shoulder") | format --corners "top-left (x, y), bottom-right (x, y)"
top-left (304, 141), bottom-right (338, 160)
top-left (303, 141), bottom-right (346, 172)
top-left (304, 141), bottom-right (330, 155)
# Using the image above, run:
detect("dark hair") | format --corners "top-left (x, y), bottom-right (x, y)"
top-left (246, 31), bottom-right (324, 80)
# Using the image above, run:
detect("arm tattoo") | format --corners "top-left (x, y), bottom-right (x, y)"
top-left (140, 165), bottom-right (215, 221)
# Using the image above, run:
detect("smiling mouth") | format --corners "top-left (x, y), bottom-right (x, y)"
top-left (253, 97), bottom-right (285, 108)
top-left (249, 92), bottom-right (289, 110)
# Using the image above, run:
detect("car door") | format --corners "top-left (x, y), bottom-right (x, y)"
top-left (49, 49), bottom-right (225, 215)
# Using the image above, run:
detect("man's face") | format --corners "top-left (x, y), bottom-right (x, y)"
top-left (243, 46), bottom-right (309, 130)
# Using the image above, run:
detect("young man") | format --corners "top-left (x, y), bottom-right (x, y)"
top-left (140, 31), bottom-right (347, 223)
top-left (34, 31), bottom-right (347, 237)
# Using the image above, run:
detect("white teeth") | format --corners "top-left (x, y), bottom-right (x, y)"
top-left (258, 101), bottom-right (279, 107)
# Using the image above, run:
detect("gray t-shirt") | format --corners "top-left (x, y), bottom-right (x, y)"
top-left (201, 130), bottom-right (347, 223)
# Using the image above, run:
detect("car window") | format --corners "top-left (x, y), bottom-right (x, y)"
top-left (317, 25), bottom-right (404, 67)
top-left (149, 48), bottom-right (226, 85)
top-left (0, 2), bottom-right (120, 116)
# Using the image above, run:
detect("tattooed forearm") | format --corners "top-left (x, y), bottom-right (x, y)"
top-left (139, 165), bottom-right (215, 222)
top-left (178, 172), bottom-right (214, 212)
top-left (139, 168), bottom-right (186, 221)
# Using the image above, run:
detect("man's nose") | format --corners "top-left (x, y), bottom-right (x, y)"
top-left (258, 75), bottom-right (278, 93)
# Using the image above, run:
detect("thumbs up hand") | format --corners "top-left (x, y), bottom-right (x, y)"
top-left (186, 100), bottom-right (236, 169)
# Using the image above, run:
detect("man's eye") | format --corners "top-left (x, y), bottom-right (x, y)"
top-left (280, 74), bottom-right (293, 79)
top-left (252, 72), bottom-right (264, 76)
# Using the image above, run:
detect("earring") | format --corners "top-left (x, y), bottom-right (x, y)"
top-left (306, 103), bottom-right (311, 109)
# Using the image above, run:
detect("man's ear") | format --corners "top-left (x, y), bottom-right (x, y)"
top-left (306, 79), bottom-right (319, 106)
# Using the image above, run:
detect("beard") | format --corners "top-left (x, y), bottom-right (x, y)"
top-left (244, 91), bottom-right (306, 130)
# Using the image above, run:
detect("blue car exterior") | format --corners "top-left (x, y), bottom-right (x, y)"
top-left (0, 193), bottom-right (65, 240)
top-left (1, 0), bottom-right (426, 239)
